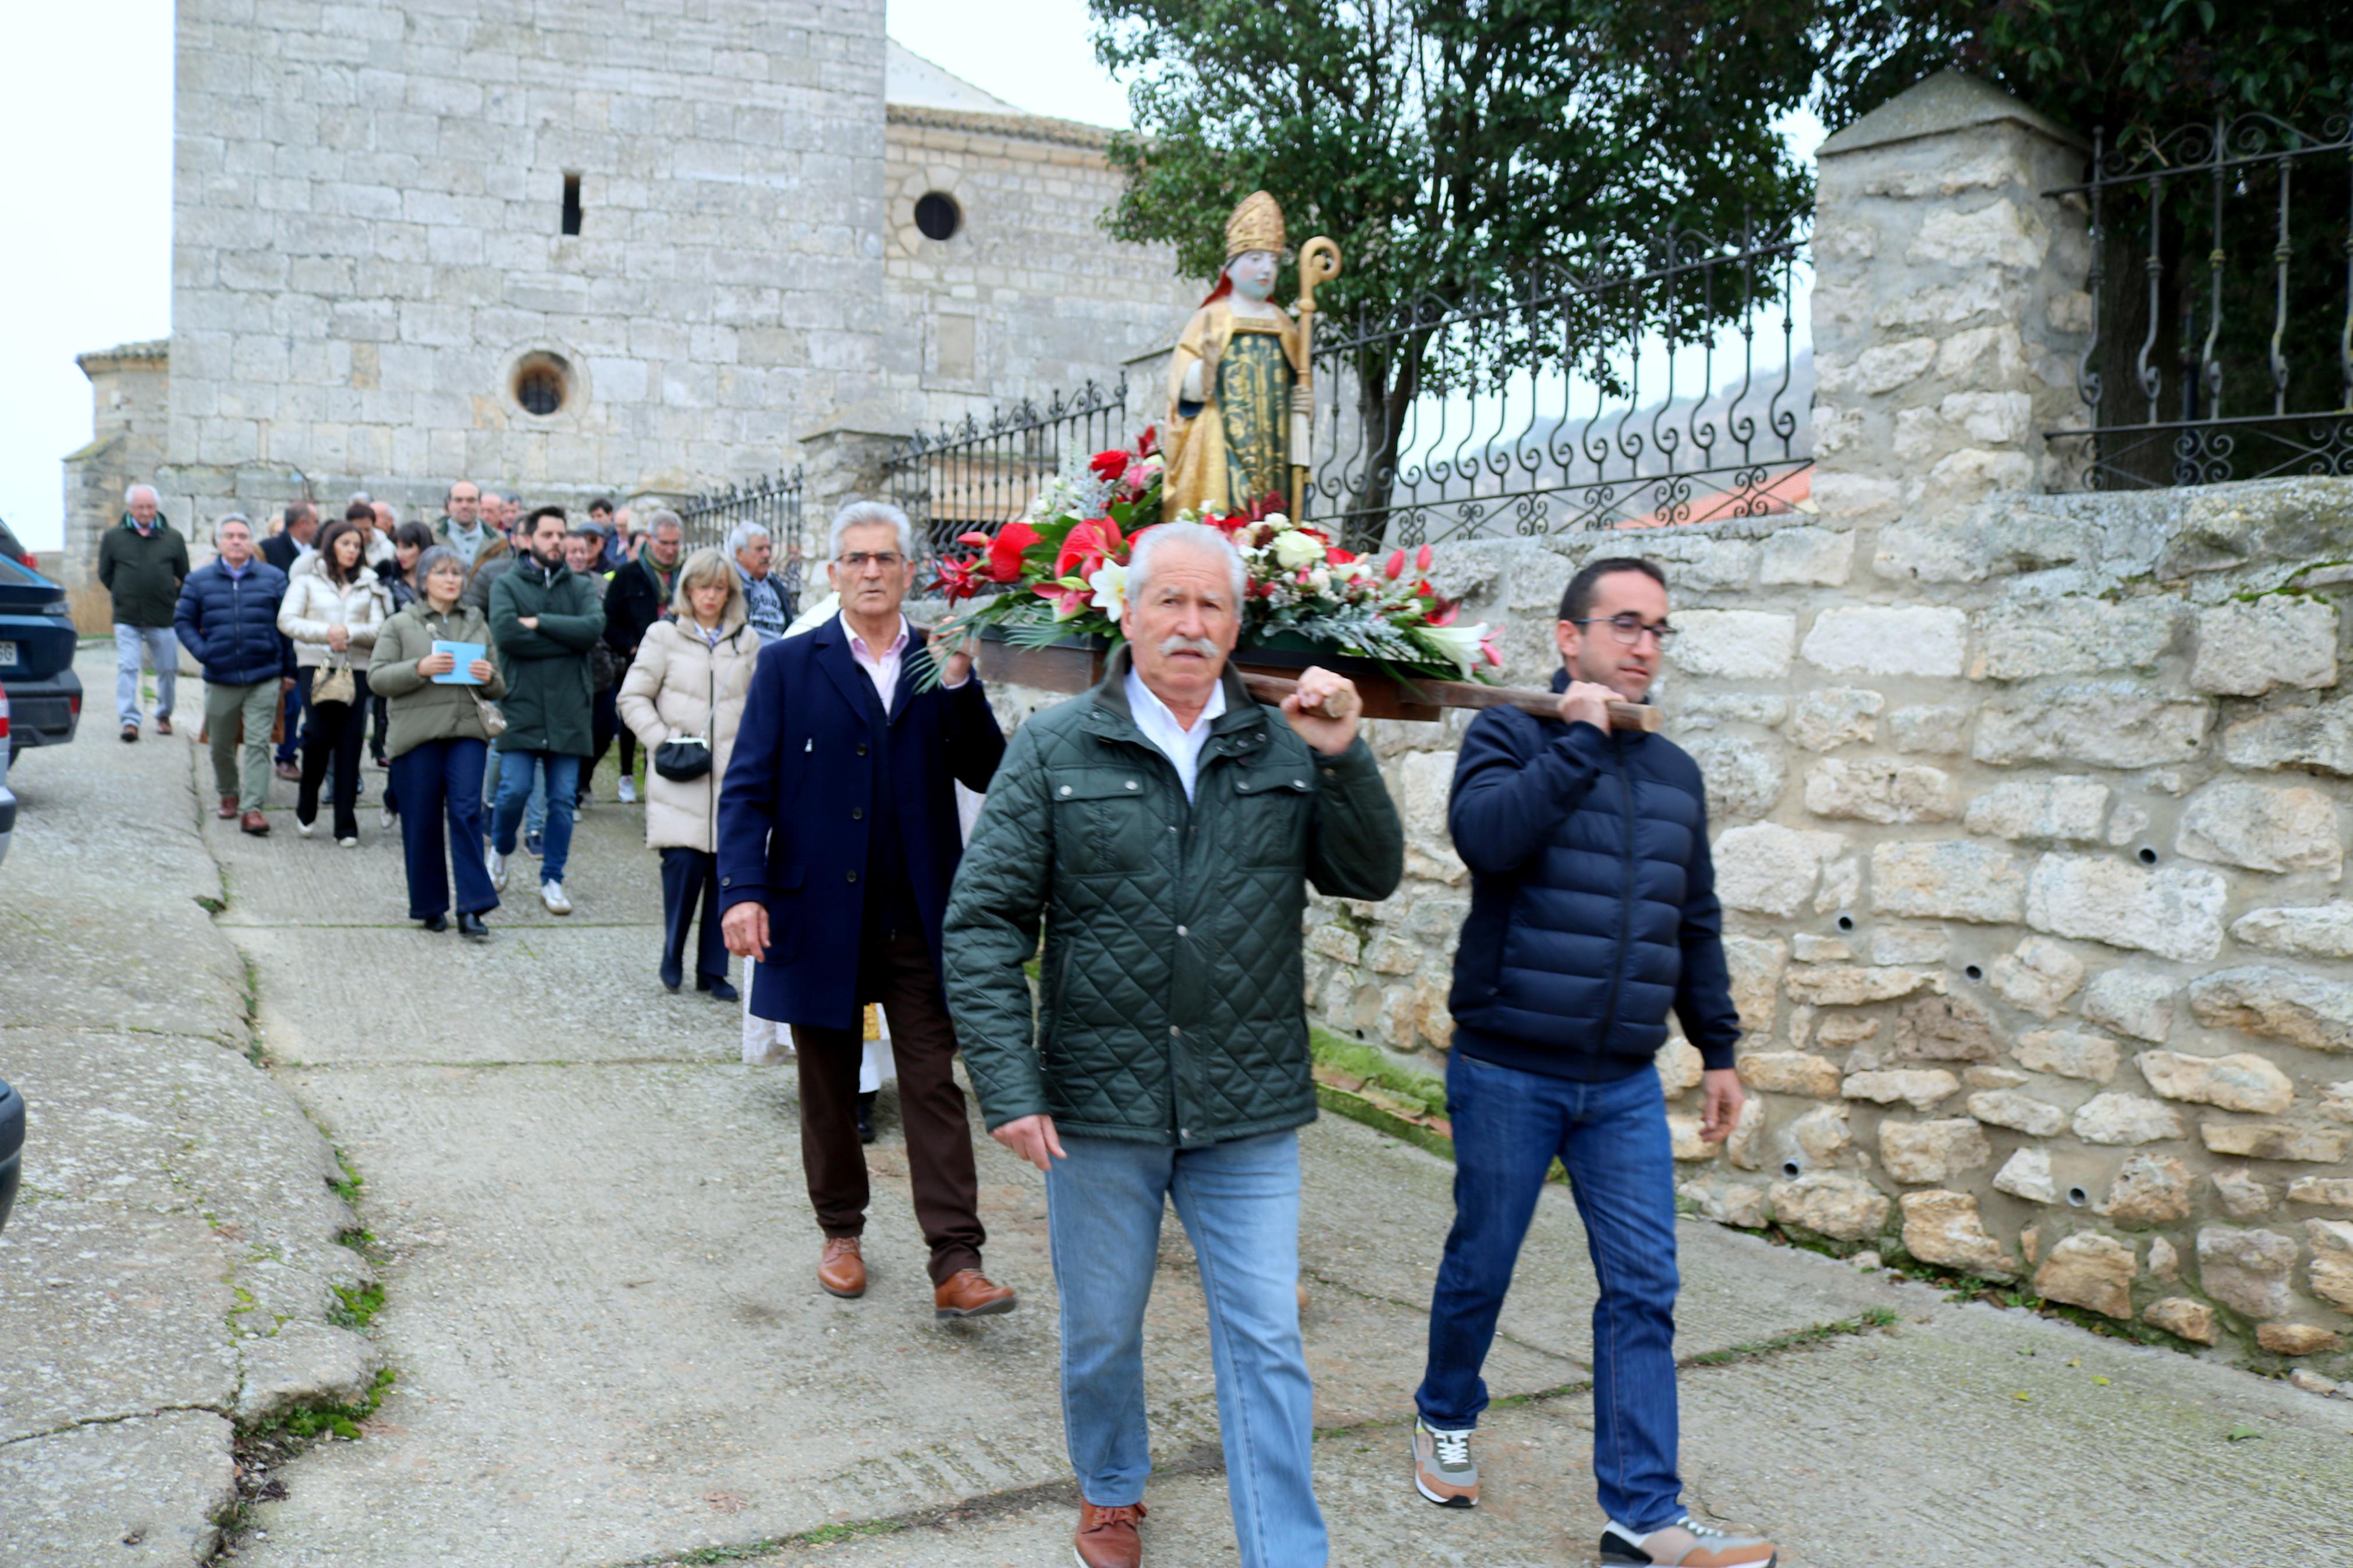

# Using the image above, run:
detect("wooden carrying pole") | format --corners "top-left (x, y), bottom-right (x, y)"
top-left (1238, 671), bottom-right (1662, 733)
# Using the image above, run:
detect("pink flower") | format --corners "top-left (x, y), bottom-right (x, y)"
top-left (1416, 543), bottom-right (1433, 571)
top-left (1384, 549), bottom-right (1405, 580)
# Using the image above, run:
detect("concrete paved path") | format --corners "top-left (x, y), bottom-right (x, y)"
top-left (8, 645), bottom-right (2351, 1566)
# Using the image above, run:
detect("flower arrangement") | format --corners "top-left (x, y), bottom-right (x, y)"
top-left (932, 429), bottom-right (1501, 682)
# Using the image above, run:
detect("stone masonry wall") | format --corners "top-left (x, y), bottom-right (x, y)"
top-left (1298, 75), bottom-right (2353, 1376)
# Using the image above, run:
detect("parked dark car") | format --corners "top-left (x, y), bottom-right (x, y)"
top-left (0, 556), bottom-right (80, 758)
top-left (0, 1077), bottom-right (22, 1236)
top-left (0, 684), bottom-right (15, 869)
top-left (0, 517), bottom-right (35, 571)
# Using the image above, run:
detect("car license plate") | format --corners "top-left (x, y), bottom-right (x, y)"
top-left (0, 642), bottom-right (16, 666)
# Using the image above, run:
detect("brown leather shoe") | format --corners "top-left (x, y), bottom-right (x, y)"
top-left (217, 795), bottom-right (239, 819)
top-left (933, 1268), bottom-right (1017, 1321)
top-left (240, 810), bottom-right (271, 836)
top-left (1073, 1501), bottom-right (1145, 1568)
top-left (818, 1236), bottom-right (865, 1298)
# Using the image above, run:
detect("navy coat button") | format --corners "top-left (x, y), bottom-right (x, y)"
top-left (851, 807), bottom-right (863, 819)
top-left (846, 870), bottom-right (859, 883)
top-left (856, 742), bottom-right (868, 755)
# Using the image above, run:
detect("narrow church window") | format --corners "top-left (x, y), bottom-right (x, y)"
top-left (562, 173), bottom-right (582, 236)
top-left (914, 192), bottom-right (961, 242)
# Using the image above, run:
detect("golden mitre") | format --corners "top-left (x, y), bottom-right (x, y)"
top-left (1225, 191), bottom-right (1286, 260)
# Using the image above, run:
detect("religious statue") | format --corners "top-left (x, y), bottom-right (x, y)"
top-left (1160, 191), bottom-right (1341, 522)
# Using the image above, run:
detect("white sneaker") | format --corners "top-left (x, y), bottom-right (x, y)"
top-left (337, 836), bottom-right (358, 849)
top-left (296, 817), bottom-right (315, 838)
top-left (487, 848), bottom-right (507, 891)
top-left (617, 776), bottom-right (637, 804)
top-left (540, 880), bottom-right (572, 915)
top-left (378, 805), bottom-right (395, 830)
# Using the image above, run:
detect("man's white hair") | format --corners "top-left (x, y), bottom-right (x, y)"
top-left (214, 513), bottom-right (253, 545)
top-left (123, 482), bottom-right (158, 506)
top-left (828, 499), bottom-right (915, 560)
top-left (726, 520), bottom-right (772, 558)
top-left (374, 502), bottom-right (399, 525)
top-left (1128, 521), bottom-right (1245, 603)
top-left (647, 509), bottom-right (683, 536)
top-left (347, 491), bottom-right (372, 507)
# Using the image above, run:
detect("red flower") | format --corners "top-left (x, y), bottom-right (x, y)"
top-left (933, 554), bottom-right (986, 602)
top-left (1089, 449), bottom-right (1129, 483)
top-left (969, 521), bottom-right (1039, 583)
top-left (1384, 549), bottom-right (1406, 580)
top-left (1135, 424), bottom-right (1159, 458)
top-left (1426, 599), bottom-right (1458, 627)
top-left (1055, 517), bottom-right (1126, 581)
top-left (1032, 582), bottom-right (1091, 616)
top-left (1324, 546), bottom-right (1355, 566)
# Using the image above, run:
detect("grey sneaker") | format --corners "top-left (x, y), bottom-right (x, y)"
top-left (1410, 1416), bottom-right (1478, 1507)
top-left (1599, 1516), bottom-right (1777, 1567)
top-left (486, 848), bottom-right (507, 891)
top-left (540, 880), bottom-right (572, 915)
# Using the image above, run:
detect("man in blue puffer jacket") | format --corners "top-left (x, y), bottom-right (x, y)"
top-left (1408, 557), bottom-right (1777, 1568)
top-left (175, 514), bottom-right (296, 835)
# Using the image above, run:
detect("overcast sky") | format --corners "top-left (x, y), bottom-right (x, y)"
top-left (0, 3), bottom-right (1812, 553)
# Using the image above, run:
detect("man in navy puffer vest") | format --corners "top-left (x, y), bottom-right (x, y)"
top-left (1408, 558), bottom-right (1777, 1568)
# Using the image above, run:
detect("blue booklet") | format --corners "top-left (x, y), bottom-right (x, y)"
top-left (432, 640), bottom-right (486, 684)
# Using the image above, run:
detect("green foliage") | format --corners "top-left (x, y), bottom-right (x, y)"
top-left (1092, 0), bottom-right (1820, 309)
top-left (328, 1281), bottom-right (385, 1331)
top-left (1822, 1), bottom-right (2353, 138)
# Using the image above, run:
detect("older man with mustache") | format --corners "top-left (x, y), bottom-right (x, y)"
top-left (945, 521), bottom-right (1403, 1568)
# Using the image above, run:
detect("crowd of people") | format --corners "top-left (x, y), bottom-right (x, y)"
top-left (105, 478), bottom-right (1780, 1568)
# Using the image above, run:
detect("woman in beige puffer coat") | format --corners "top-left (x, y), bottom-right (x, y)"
top-left (617, 548), bottom-right (759, 994)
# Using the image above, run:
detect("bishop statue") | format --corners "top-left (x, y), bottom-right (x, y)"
top-left (1161, 191), bottom-right (1339, 522)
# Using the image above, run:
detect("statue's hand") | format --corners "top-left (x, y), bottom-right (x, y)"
top-left (1180, 358), bottom-right (1205, 404)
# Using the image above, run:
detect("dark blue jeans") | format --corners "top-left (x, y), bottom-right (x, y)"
top-left (389, 738), bottom-right (498, 920)
top-left (1417, 1050), bottom-right (1684, 1533)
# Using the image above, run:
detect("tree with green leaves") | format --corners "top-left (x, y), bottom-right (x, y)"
top-left (1091, 0), bottom-right (1833, 547)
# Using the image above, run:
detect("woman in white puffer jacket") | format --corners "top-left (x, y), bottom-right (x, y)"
top-left (616, 548), bottom-right (758, 995)
top-left (276, 518), bottom-right (386, 844)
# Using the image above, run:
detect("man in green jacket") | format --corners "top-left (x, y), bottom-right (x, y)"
top-left (943, 521), bottom-right (1403, 1568)
top-left (487, 506), bottom-right (605, 915)
top-left (97, 483), bottom-right (190, 741)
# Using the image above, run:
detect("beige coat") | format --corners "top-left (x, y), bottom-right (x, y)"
top-left (277, 557), bottom-right (387, 670)
top-left (617, 613), bottom-right (758, 853)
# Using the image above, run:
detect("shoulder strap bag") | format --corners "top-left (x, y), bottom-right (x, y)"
top-left (654, 638), bottom-right (714, 781)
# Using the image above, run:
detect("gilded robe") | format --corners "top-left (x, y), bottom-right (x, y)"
top-left (1161, 300), bottom-right (1308, 521)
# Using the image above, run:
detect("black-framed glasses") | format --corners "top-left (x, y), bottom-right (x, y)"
top-left (1569, 614), bottom-right (1676, 649)
top-left (836, 551), bottom-right (906, 570)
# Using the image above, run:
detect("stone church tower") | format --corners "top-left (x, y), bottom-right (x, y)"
top-left (62, 1), bottom-right (1183, 581)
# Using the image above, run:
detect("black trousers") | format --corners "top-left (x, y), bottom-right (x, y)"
top-left (658, 847), bottom-right (727, 987)
top-left (297, 671), bottom-right (371, 840)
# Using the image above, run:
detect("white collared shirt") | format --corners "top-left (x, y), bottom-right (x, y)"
top-left (1124, 666), bottom-right (1226, 801)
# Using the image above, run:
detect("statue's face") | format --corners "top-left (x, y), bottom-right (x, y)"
top-left (1228, 250), bottom-right (1277, 301)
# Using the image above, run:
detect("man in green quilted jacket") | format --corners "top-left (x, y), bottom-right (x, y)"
top-left (944, 521), bottom-right (1403, 1568)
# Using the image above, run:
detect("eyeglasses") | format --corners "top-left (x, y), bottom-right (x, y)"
top-left (836, 551), bottom-right (906, 570)
top-left (1569, 614), bottom-right (1677, 649)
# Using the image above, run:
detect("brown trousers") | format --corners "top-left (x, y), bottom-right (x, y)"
top-left (792, 931), bottom-right (985, 1286)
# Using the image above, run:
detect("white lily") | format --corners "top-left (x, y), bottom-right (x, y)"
top-left (1417, 619), bottom-right (1490, 677)
top-left (1087, 560), bottom-right (1128, 620)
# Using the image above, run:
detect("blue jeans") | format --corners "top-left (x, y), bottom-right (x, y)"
top-left (1046, 1130), bottom-right (1325, 1568)
top-left (114, 624), bottom-right (178, 726)
top-left (491, 750), bottom-right (579, 883)
top-left (389, 738), bottom-right (498, 919)
top-left (1417, 1051), bottom-right (1684, 1533)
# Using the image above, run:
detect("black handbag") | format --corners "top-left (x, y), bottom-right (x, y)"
top-left (652, 657), bottom-right (714, 781)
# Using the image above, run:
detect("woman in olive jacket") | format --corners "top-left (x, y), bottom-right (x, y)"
top-left (368, 546), bottom-right (507, 937)
top-left (616, 548), bottom-right (758, 994)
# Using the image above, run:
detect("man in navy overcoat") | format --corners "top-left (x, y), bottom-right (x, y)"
top-left (718, 499), bottom-right (1012, 1318)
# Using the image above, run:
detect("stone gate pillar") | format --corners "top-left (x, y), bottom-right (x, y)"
top-left (1810, 70), bottom-right (2093, 534)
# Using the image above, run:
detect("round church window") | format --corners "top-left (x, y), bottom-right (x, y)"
top-left (914, 192), bottom-right (962, 242)
top-left (512, 353), bottom-right (570, 417)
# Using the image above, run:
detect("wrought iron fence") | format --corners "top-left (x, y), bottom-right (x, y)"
top-left (1306, 216), bottom-right (1813, 550)
top-left (675, 466), bottom-right (805, 557)
top-left (884, 376), bottom-right (1132, 562)
top-left (2046, 115), bottom-right (2353, 489)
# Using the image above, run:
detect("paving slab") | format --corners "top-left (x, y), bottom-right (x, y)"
top-left (0, 1409), bottom-right (237, 1568)
top-left (241, 923), bottom-right (742, 1066)
top-left (0, 1204), bottom-right (239, 1441)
